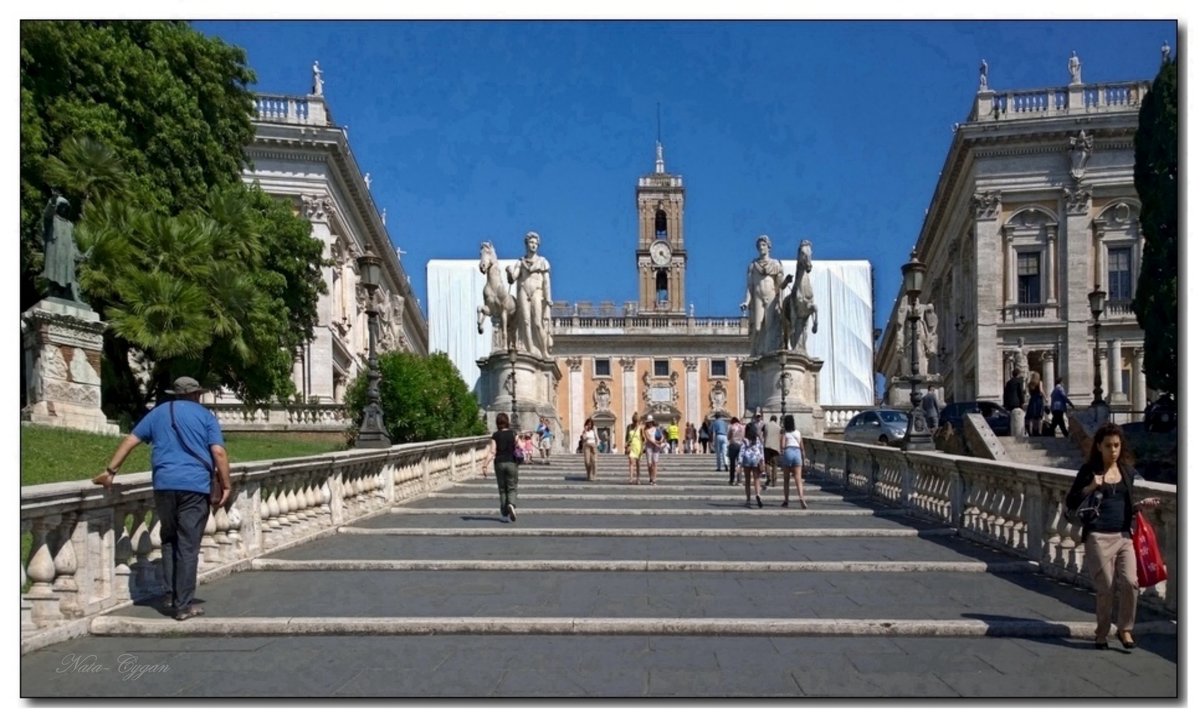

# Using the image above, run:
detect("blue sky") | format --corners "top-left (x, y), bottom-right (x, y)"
top-left (195, 19), bottom-right (1177, 332)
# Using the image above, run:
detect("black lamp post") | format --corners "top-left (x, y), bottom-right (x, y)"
top-left (779, 353), bottom-right (790, 423)
top-left (508, 347), bottom-right (519, 432)
top-left (1088, 284), bottom-right (1107, 407)
top-left (355, 249), bottom-right (391, 448)
top-left (899, 252), bottom-right (934, 451)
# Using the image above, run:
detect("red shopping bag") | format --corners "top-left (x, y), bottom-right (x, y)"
top-left (1132, 512), bottom-right (1168, 588)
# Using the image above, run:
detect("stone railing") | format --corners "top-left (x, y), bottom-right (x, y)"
top-left (1002, 303), bottom-right (1054, 322)
top-left (253, 94), bottom-right (330, 126)
top-left (551, 315), bottom-right (747, 335)
top-left (802, 437), bottom-right (1177, 616)
top-left (20, 437), bottom-right (488, 651)
top-left (206, 402), bottom-right (351, 433)
top-left (820, 406), bottom-right (879, 434)
top-left (970, 81), bottom-right (1149, 122)
top-left (1105, 299), bottom-right (1135, 318)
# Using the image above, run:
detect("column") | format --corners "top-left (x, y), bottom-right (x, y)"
top-left (1045, 227), bottom-right (1058, 306)
top-left (1040, 350), bottom-right (1056, 388)
top-left (567, 357), bottom-right (584, 448)
top-left (1063, 187), bottom-right (1094, 406)
top-left (971, 191), bottom-right (1004, 398)
top-left (1097, 348), bottom-right (1108, 401)
top-left (1131, 347), bottom-right (1146, 411)
top-left (684, 357), bottom-right (700, 427)
top-left (302, 194), bottom-right (336, 401)
top-left (620, 357), bottom-right (638, 426)
top-left (1001, 225), bottom-right (1013, 312)
top-left (1107, 338), bottom-right (1126, 404)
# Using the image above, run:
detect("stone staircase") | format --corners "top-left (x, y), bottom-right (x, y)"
top-left (20, 453), bottom-right (1177, 697)
top-left (998, 435), bottom-right (1084, 470)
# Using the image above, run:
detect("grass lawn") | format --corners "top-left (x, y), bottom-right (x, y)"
top-left (20, 425), bottom-right (348, 486)
top-left (19, 425), bottom-right (349, 578)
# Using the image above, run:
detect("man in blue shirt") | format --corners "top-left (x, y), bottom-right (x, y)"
top-left (97, 377), bottom-right (230, 621)
top-left (711, 414), bottom-right (730, 471)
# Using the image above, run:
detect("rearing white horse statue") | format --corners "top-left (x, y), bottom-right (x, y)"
top-left (477, 241), bottom-right (515, 350)
top-left (781, 240), bottom-right (819, 354)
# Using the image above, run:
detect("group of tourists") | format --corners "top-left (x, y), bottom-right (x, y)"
top-left (1004, 369), bottom-right (1075, 437)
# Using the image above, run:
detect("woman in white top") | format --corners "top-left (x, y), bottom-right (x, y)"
top-left (580, 417), bottom-right (598, 482)
top-left (779, 414), bottom-right (807, 508)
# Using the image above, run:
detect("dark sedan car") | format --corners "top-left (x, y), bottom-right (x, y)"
top-left (940, 401), bottom-right (1011, 437)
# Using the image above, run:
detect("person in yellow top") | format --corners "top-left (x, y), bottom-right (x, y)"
top-left (625, 418), bottom-right (643, 485)
top-left (667, 421), bottom-right (681, 454)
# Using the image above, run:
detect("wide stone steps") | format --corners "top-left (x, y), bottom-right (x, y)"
top-left (19, 454), bottom-right (1178, 697)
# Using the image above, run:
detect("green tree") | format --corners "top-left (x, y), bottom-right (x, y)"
top-left (345, 352), bottom-right (487, 445)
top-left (21, 22), bottom-right (326, 422)
top-left (1132, 56), bottom-right (1178, 397)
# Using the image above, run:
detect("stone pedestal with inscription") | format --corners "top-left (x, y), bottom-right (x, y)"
top-left (741, 350), bottom-right (825, 437)
top-left (21, 299), bottom-right (120, 435)
top-left (476, 350), bottom-right (562, 441)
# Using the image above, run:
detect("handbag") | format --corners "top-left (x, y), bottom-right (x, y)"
top-left (1066, 490), bottom-right (1103, 524)
top-left (1132, 512), bottom-right (1168, 588)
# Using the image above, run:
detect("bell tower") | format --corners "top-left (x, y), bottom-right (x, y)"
top-left (636, 141), bottom-right (686, 315)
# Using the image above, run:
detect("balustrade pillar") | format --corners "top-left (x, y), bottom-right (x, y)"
top-left (26, 516), bottom-right (62, 625)
top-left (1106, 339), bottom-right (1125, 403)
top-left (199, 510), bottom-right (219, 571)
top-left (113, 509), bottom-right (134, 603)
top-left (52, 513), bottom-right (81, 617)
top-left (1131, 348), bottom-right (1146, 411)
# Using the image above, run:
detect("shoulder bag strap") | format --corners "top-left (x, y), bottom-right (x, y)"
top-left (169, 400), bottom-right (214, 475)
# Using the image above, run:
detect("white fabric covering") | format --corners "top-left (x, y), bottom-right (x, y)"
top-left (427, 258), bottom-right (875, 406)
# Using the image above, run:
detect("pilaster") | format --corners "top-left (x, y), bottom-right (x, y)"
top-left (1063, 189), bottom-right (1094, 405)
top-left (684, 357), bottom-right (700, 427)
top-left (971, 191), bottom-right (1003, 398)
top-left (567, 356), bottom-right (584, 448)
top-left (620, 357), bottom-right (638, 426)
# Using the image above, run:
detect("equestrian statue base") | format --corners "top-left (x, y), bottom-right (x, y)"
top-left (741, 350), bottom-right (825, 438)
top-left (21, 299), bottom-right (121, 436)
top-left (476, 349), bottom-right (563, 445)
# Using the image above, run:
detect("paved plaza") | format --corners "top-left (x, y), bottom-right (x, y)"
top-left (21, 453), bottom-right (1178, 698)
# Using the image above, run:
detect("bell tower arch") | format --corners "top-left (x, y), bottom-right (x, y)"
top-left (636, 141), bottom-right (686, 315)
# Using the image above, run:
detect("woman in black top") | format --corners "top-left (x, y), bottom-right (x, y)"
top-left (485, 412), bottom-right (520, 523)
top-left (1064, 423), bottom-right (1160, 649)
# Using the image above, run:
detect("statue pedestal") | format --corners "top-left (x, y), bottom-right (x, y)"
top-left (21, 299), bottom-right (121, 436)
top-left (741, 350), bottom-right (825, 437)
top-left (476, 351), bottom-right (563, 441)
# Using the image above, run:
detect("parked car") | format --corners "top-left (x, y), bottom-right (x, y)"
top-left (843, 408), bottom-right (911, 447)
top-left (940, 401), bottom-right (1011, 437)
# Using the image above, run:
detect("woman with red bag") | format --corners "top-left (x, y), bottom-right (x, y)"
top-left (1065, 423), bottom-right (1161, 650)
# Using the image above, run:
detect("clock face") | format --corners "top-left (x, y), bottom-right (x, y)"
top-left (650, 241), bottom-right (671, 267)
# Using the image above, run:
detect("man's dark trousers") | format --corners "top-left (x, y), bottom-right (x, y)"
top-left (1049, 410), bottom-right (1069, 437)
top-left (154, 490), bottom-right (210, 610)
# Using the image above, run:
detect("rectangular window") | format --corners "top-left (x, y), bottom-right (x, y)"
top-left (1017, 252), bottom-right (1041, 304)
top-left (654, 359), bottom-right (669, 377)
top-left (710, 359), bottom-right (727, 377)
top-left (1108, 247), bottom-right (1132, 300)
top-left (593, 358), bottom-right (611, 377)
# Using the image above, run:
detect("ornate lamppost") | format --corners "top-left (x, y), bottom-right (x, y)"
top-left (1088, 284), bottom-right (1107, 407)
top-left (508, 346), bottom-right (520, 431)
top-left (778, 354), bottom-right (791, 423)
top-left (355, 249), bottom-right (391, 448)
top-left (899, 252), bottom-right (934, 451)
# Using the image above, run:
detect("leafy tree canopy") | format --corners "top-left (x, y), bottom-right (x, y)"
top-left (1132, 57), bottom-right (1177, 397)
top-left (21, 21), bottom-right (325, 423)
top-left (345, 352), bottom-right (487, 445)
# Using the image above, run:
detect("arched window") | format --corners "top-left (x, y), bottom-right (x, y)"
top-left (655, 209), bottom-right (667, 239)
top-left (656, 270), bottom-right (669, 304)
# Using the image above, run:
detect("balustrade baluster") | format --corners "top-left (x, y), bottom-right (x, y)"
top-left (26, 516), bottom-right (61, 625)
top-left (52, 513), bottom-right (81, 617)
top-left (214, 507), bottom-right (231, 565)
top-left (113, 508), bottom-right (134, 603)
top-left (199, 510), bottom-right (219, 571)
top-left (148, 514), bottom-right (167, 597)
top-left (227, 504), bottom-right (244, 558)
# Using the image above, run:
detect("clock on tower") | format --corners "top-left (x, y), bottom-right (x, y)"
top-left (636, 141), bottom-right (686, 315)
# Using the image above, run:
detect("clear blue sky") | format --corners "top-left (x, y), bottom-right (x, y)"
top-left (195, 19), bottom-right (1176, 332)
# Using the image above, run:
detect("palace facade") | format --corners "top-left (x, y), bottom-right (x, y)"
top-left (877, 58), bottom-right (1157, 416)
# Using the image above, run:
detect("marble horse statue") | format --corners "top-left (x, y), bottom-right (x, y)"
top-left (477, 241), bottom-right (515, 350)
top-left (781, 239), bottom-right (819, 354)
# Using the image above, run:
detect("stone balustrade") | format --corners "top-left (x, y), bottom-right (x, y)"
top-left (802, 437), bottom-right (1177, 616)
top-left (207, 402), bottom-right (351, 432)
top-left (20, 437), bottom-right (488, 642)
top-left (253, 94), bottom-right (330, 126)
top-left (551, 315), bottom-right (747, 335)
top-left (820, 406), bottom-right (879, 433)
top-left (971, 81), bottom-right (1149, 122)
